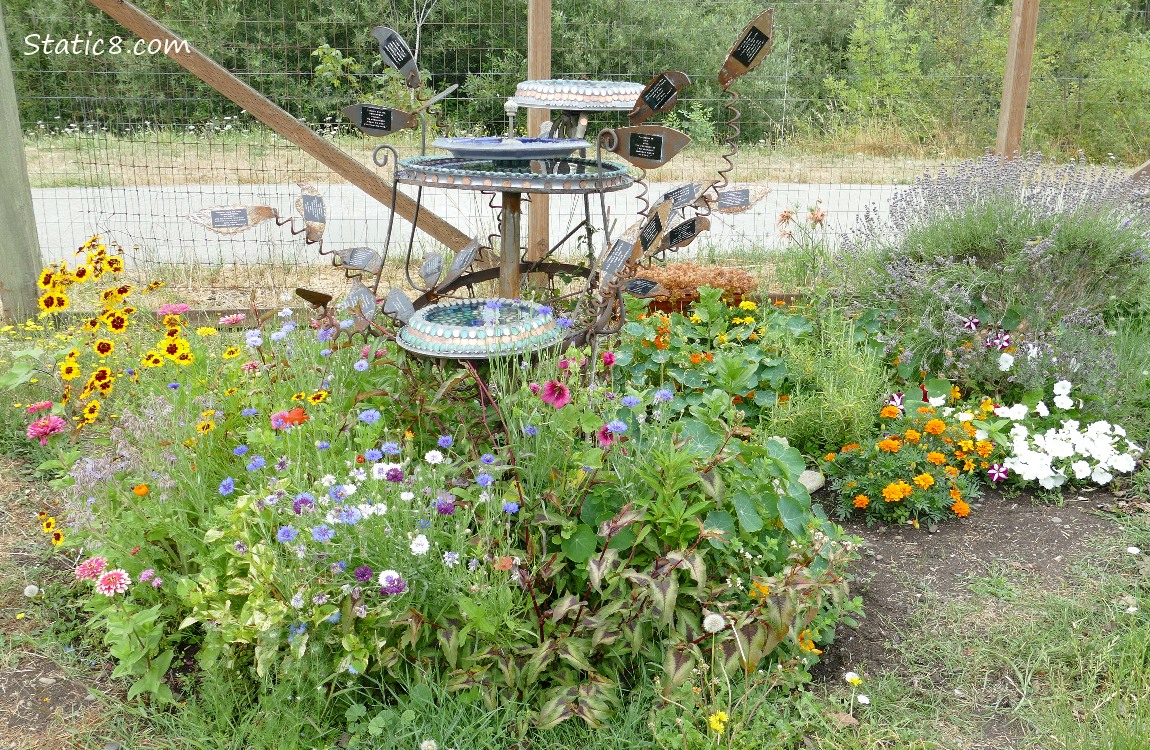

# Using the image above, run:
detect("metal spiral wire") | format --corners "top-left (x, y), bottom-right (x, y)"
top-left (715, 84), bottom-right (741, 194)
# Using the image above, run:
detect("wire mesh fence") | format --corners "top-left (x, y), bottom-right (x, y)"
top-left (9, 0), bottom-right (1150, 306)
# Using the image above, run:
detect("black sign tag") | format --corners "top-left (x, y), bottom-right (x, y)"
top-left (361, 105), bottom-right (392, 132)
top-left (301, 195), bottom-right (326, 224)
top-left (667, 219), bottom-right (698, 247)
top-left (662, 183), bottom-right (697, 209)
top-left (638, 213), bottom-right (664, 254)
top-left (718, 189), bottom-right (751, 209)
top-left (641, 74), bottom-right (677, 112)
top-left (601, 239), bottom-right (634, 279)
top-left (625, 278), bottom-right (660, 296)
top-left (380, 33), bottom-right (413, 70)
top-left (210, 208), bottom-right (250, 229)
top-left (628, 132), bottom-right (664, 163)
top-left (732, 26), bottom-right (770, 67)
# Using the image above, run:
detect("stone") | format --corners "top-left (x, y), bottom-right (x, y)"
top-left (798, 469), bottom-right (824, 493)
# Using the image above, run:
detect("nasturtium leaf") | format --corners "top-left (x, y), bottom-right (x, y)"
top-left (562, 524), bottom-right (599, 563)
top-left (704, 510), bottom-right (736, 548)
top-left (731, 491), bottom-right (764, 532)
top-left (1000, 306), bottom-right (1023, 331)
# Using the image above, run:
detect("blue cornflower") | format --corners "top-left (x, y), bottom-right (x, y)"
top-left (246, 455), bottom-right (266, 471)
top-left (336, 507), bottom-right (363, 525)
top-left (621, 395), bottom-right (641, 407)
top-left (481, 453), bottom-right (495, 465)
top-left (281, 321), bottom-right (297, 334)
top-left (339, 319), bottom-right (354, 329)
top-left (245, 330), bottom-right (263, 347)
top-left (416, 518), bottom-right (431, 529)
top-left (270, 330), bottom-right (286, 342)
top-left (311, 525), bottom-right (334, 543)
top-left (288, 622), bottom-right (307, 635)
top-left (381, 442), bottom-right (401, 455)
top-left (317, 327), bottom-right (336, 342)
top-left (326, 611), bottom-right (341, 624)
top-left (653, 388), bottom-right (674, 403)
top-left (538, 305), bottom-right (553, 315)
top-left (335, 560), bottom-right (347, 571)
top-left (218, 477), bottom-right (236, 496)
top-left (365, 448), bottom-right (383, 462)
top-left (233, 445), bottom-right (249, 456)
top-left (502, 501), bottom-right (520, 514)
top-left (438, 435), bottom-right (453, 448)
top-left (167, 382), bottom-right (180, 390)
top-left (320, 348), bottom-right (332, 357)
top-left (523, 425), bottom-right (538, 437)
top-left (316, 440), bottom-right (331, 450)
top-left (606, 420), bottom-right (628, 434)
top-left (276, 526), bottom-right (298, 543)
top-left (359, 409), bottom-right (381, 424)
top-left (556, 317), bottom-right (574, 328)
top-left (328, 484), bottom-right (349, 502)
top-left (354, 359), bottom-right (370, 372)
top-left (476, 473), bottom-right (495, 487)
top-left (241, 407), bottom-right (259, 417)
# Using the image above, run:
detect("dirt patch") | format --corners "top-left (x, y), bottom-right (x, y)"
top-left (816, 488), bottom-right (1120, 676)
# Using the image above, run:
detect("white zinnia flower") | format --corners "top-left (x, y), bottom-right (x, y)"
top-left (410, 534), bottom-right (430, 555)
top-left (1053, 379), bottom-right (1073, 396)
top-left (23, 584), bottom-right (39, 598)
top-left (702, 613), bottom-right (727, 633)
top-left (424, 450), bottom-right (445, 465)
top-left (997, 353), bottom-right (1015, 371)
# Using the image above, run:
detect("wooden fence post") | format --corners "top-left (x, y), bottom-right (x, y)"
top-left (526, 0), bottom-right (551, 272)
top-left (0, 3), bottom-right (45, 323)
top-left (995, 0), bottom-right (1041, 157)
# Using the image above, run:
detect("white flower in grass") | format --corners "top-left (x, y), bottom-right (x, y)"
top-left (400, 491), bottom-right (415, 502)
top-left (998, 353), bottom-right (1015, 371)
top-left (23, 584), bottom-right (39, 598)
top-left (856, 694), bottom-right (871, 705)
top-left (1127, 547), bottom-right (1142, 555)
top-left (410, 534), bottom-right (430, 555)
top-left (702, 613), bottom-right (727, 633)
top-left (1035, 401), bottom-right (1049, 418)
top-left (1071, 461), bottom-right (1092, 480)
top-left (320, 474), bottom-right (337, 487)
top-left (424, 450), bottom-right (445, 465)
top-left (420, 741), bottom-right (439, 750)
top-left (844, 671), bottom-right (862, 686)
top-left (1053, 380), bottom-right (1073, 396)
top-left (1054, 395), bottom-right (1074, 410)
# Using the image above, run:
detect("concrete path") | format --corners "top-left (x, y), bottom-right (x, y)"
top-left (32, 181), bottom-right (898, 267)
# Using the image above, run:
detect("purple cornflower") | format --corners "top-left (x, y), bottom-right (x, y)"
top-left (381, 442), bottom-right (401, 455)
top-left (556, 317), bottom-right (573, 328)
top-left (167, 382), bottom-right (180, 390)
top-left (320, 349), bottom-right (332, 357)
top-left (241, 407), bottom-right (258, 417)
top-left (438, 435), bottom-right (453, 448)
top-left (218, 477), bottom-right (236, 496)
top-left (365, 448), bottom-right (383, 462)
top-left (481, 453), bottom-right (495, 465)
top-left (233, 445), bottom-right (249, 456)
top-left (276, 526), bottom-right (298, 543)
top-left (653, 388), bottom-right (673, 403)
top-left (606, 420), bottom-right (628, 434)
top-left (233, 540), bottom-right (248, 554)
top-left (476, 473), bottom-right (494, 487)
top-left (385, 467), bottom-right (404, 483)
top-left (316, 440), bottom-right (330, 450)
top-left (246, 455), bottom-right (266, 471)
top-left (354, 359), bottom-right (370, 372)
top-left (359, 409), bottom-right (381, 424)
top-left (621, 395), bottom-right (641, 407)
top-left (436, 497), bottom-right (456, 515)
top-left (353, 565), bottom-right (373, 583)
top-left (502, 501), bottom-right (520, 514)
top-left (379, 570), bottom-right (407, 595)
top-left (292, 493), bottom-right (315, 515)
top-left (275, 456), bottom-right (290, 472)
top-left (311, 525), bottom-right (334, 543)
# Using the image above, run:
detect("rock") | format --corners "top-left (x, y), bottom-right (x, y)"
top-left (36, 677), bottom-right (56, 685)
top-left (799, 469), bottom-right (824, 493)
top-left (1051, 517), bottom-right (1062, 523)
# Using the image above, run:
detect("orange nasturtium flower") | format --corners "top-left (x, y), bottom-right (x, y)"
top-left (133, 484), bottom-right (149, 496)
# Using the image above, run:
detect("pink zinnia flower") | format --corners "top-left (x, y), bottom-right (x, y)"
top-left (219, 313), bottom-right (246, 325)
top-left (27, 415), bottom-right (68, 445)
top-left (26, 401), bottom-right (53, 414)
top-left (596, 424), bottom-right (614, 448)
top-left (95, 568), bottom-right (131, 595)
top-left (241, 361), bottom-right (260, 374)
top-left (75, 556), bottom-right (108, 581)
top-left (151, 577), bottom-right (163, 588)
top-left (157, 303), bottom-right (190, 316)
top-left (528, 382), bottom-right (541, 394)
top-left (539, 380), bottom-right (571, 409)
top-left (558, 358), bottom-right (571, 371)
top-left (601, 351), bottom-right (616, 367)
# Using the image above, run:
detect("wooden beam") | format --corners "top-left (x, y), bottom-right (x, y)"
top-left (526, 0), bottom-right (551, 270)
top-left (0, 3), bottom-right (45, 322)
top-left (1132, 157), bottom-right (1150, 179)
top-left (85, 0), bottom-right (471, 252)
top-left (995, 0), bottom-right (1041, 157)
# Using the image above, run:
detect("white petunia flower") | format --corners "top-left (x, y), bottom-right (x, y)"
top-left (1035, 401), bottom-right (1049, 417)
top-left (1111, 454), bottom-right (1137, 473)
top-left (1091, 467), bottom-right (1114, 485)
top-left (957, 412), bottom-right (974, 422)
top-left (1053, 395), bottom-right (1074, 410)
top-left (998, 353), bottom-right (1015, 371)
top-left (1053, 380), bottom-right (1073, 396)
top-left (1071, 460), bottom-right (1092, 480)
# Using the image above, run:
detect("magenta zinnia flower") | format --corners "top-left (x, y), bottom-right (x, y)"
top-left (218, 313), bottom-right (246, 325)
top-left (27, 415), bottom-right (68, 445)
top-left (26, 401), bottom-right (53, 414)
top-left (95, 568), bottom-right (131, 595)
top-left (539, 380), bottom-right (571, 409)
top-left (75, 556), bottom-right (109, 581)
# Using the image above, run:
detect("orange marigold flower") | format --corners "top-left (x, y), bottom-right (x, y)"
top-left (950, 488), bottom-right (963, 501)
top-left (904, 429), bottom-right (921, 443)
top-left (975, 440), bottom-right (994, 458)
top-left (917, 405), bottom-right (936, 415)
top-left (963, 459), bottom-right (976, 472)
top-left (924, 419), bottom-right (946, 436)
top-left (913, 473), bottom-right (936, 490)
top-left (853, 494), bottom-right (870, 509)
top-left (880, 405), bottom-right (901, 419)
top-left (133, 484), bottom-right (149, 496)
top-left (690, 353), bottom-right (703, 365)
top-left (926, 451), bottom-right (947, 466)
top-left (882, 480), bottom-right (913, 503)
top-left (952, 499), bottom-right (971, 517)
top-left (877, 437), bottom-right (902, 453)
top-left (944, 466), bottom-right (960, 478)
top-left (841, 443), bottom-right (861, 453)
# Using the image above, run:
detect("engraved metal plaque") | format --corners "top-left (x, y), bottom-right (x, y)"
top-left (637, 198), bottom-right (673, 256)
top-left (295, 287), bottom-right (333, 308)
top-left (624, 277), bottom-right (663, 298)
top-left (712, 185), bottom-right (770, 215)
top-left (438, 239), bottom-right (480, 288)
top-left (295, 184), bottom-right (327, 244)
top-left (420, 253), bottom-right (443, 289)
top-left (599, 239), bottom-right (635, 281)
top-left (664, 216), bottom-right (711, 249)
top-left (628, 71), bottom-right (691, 126)
top-left (343, 104), bottom-right (416, 136)
top-left (189, 205), bottom-right (278, 234)
top-left (719, 9), bottom-right (775, 87)
top-left (345, 280), bottom-right (378, 318)
top-left (337, 247), bottom-right (383, 275)
top-left (383, 288), bottom-right (415, 323)
top-left (601, 125), bottom-right (691, 170)
top-left (371, 26), bottom-right (421, 89)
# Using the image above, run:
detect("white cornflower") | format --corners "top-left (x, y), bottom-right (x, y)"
top-left (702, 613), bottom-right (726, 633)
top-left (424, 450), bottom-right (445, 465)
top-left (410, 534), bottom-right (430, 555)
top-left (400, 491), bottom-right (415, 502)
top-left (320, 474), bottom-right (337, 487)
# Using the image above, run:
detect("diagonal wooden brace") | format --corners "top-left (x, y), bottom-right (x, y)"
top-left (85, 0), bottom-right (472, 252)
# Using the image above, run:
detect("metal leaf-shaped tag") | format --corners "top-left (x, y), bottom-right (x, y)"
top-left (420, 253), bottom-right (443, 289)
top-left (295, 184), bottom-right (326, 243)
top-left (336, 247), bottom-right (383, 275)
top-left (371, 26), bottom-right (421, 89)
top-left (711, 185), bottom-right (771, 215)
top-left (597, 239), bottom-right (635, 283)
top-left (382, 288), bottom-right (415, 323)
top-left (438, 239), bottom-right (480, 289)
top-left (601, 125), bottom-right (691, 170)
top-left (663, 215), bottom-right (711, 249)
top-left (660, 181), bottom-right (716, 211)
top-left (295, 287), bottom-right (333, 309)
top-left (719, 9), bottom-right (775, 87)
top-left (628, 71), bottom-right (691, 126)
top-left (345, 280), bottom-right (377, 319)
top-left (635, 199), bottom-right (673, 257)
top-left (624, 277), bottom-right (664, 298)
top-left (342, 104), bottom-right (417, 137)
top-left (189, 205), bottom-right (278, 234)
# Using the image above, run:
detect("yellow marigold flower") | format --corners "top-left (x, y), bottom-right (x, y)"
top-left (222, 346), bottom-right (241, 359)
top-left (196, 326), bottom-right (218, 336)
top-left (880, 405), bottom-right (901, 419)
top-left (963, 459), bottom-right (976, 472)
top-left (877, 437), bottom-right (901, 453)
top-left (904, 429), bottom-right (921, 443)
top-left (959, 439), bottom-right (975, 452)
top-left (924, 419), bottom-right (946, 436)
top-left (739, 300), bottom-right (758, 311)
top-left (882, 480), bottom-right (913, 502)
top-left (825, 452), bottom-right (837, 462)
top-left (926, 451), bottom-right (947, 466)
top-left (944, 466), bottom-right (959, 477)
top-left (853, 494), bottom-right (870, 509)
top-left (913, 473), bottom-right (936, 490)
